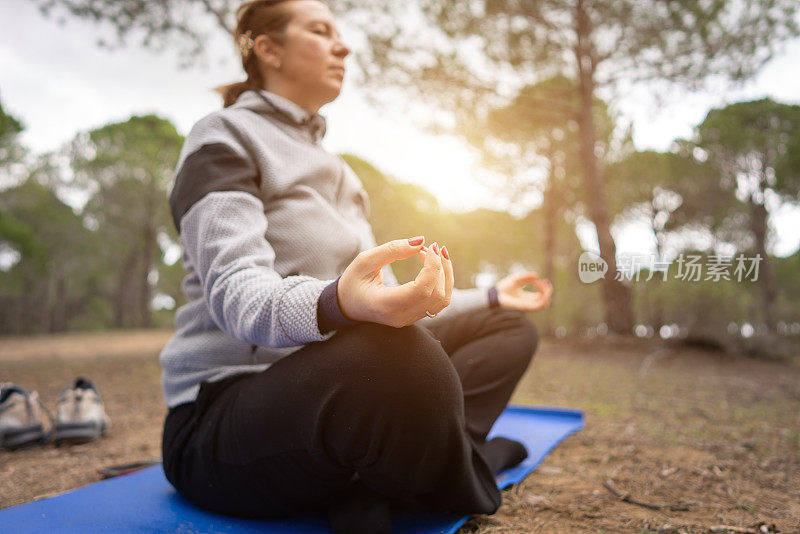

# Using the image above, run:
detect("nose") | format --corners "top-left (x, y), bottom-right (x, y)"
top-left (333, 37), bottom-right (349, 58)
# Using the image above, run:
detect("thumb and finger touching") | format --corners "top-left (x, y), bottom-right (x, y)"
top-left (499, 271), bottom-right (554, 311)
top-left (380, 241), bottom-right (452, 320)
top-left (340, 237), bottom-right (425, 322)
top-left (356, 238), bottom-right (425, 276)
top-left (348, 237), bottom-right (555, 321)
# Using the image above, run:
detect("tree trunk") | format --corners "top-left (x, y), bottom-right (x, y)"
top-left (139, 224), bottom-right (155, 328)
top-left (40, 265), bottom-right (53, 333)
top-left (52, 272), bottom-right (68, 332)
top-left (649, 205), bottom-right (664, 330)
top-left (542, 155), bottom-right (559, 335)
top-left (20, 279), bottom-right (33, 334)
top-left (139, 187), bottom-right (158, 328)
top-left (574, 0), bottom-right (634, 334)
top-left (749, 200), bottom-right (775, 330)
top-left (114, 266), bottom-right (125, 328)
top-left (114, 248), bottom-right (138, 328)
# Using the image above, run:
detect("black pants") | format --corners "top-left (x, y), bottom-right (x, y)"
top-left (162, 307), bottom-right (538, 519)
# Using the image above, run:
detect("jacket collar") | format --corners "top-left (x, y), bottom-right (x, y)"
top-left (235, 89), bottom-right (327, 143)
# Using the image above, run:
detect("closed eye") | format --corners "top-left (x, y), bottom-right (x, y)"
top-left (308, 19), bottom-right (339, 38)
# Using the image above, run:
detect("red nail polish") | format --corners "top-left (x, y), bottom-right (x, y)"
top-left (408, 236), bottom-right (424, 246)
top-left (441, 246), bottom-right (449, 260)
top-left (431, 242), bottom-right (438, 254)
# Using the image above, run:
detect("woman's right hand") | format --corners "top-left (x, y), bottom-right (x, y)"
top-left (337, 237), bottom-right (453, 328)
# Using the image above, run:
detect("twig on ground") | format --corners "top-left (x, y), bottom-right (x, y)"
top-left (638, 348), bottom-right (677, 377)
top-left (709, 524), bottom-right (776, 534)
top-left (602, 479), bottom-right (699, 512)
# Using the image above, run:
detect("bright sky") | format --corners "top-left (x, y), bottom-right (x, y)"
top-left (1, 0), bottom-right (799, 258)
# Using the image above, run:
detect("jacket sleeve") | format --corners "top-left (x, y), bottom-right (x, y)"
top-left (180, 191), bottom-right (337, 347)
top-left (171, 116), bottom-right (340, 347)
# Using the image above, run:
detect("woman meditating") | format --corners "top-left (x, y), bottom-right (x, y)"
top-left (159, 0), bottom-right (553, 532)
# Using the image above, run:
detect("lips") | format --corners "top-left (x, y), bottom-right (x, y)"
top-left (330, 66), bottom-right (345, 76)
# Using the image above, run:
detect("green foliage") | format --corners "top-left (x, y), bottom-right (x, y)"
top-left (605, 149), bottom-right (729, 264)
top-left (0, 212), bottom-right (47, 267)
top-left (69, 114), bottom-right (184, 328)
top-left (331, 0), bottom-right (800, 334)
top-left (0, 179), bottom-right (102, 333)
top-left (34, 0), bottom-right (236, 67)
top-left (28, 0), bottom-right (800, 343)
top-left (36, 0), bottom-right (800, 88)
top-left (772, 251), bottom-right (800, 323)
top-left (2, 95), bottom-right (799, 348)
top-left (0, 98), bottom-right (28, 178)
top-left (0, 99), bottom-right (24, 156)
top-left (472, 76), bottom-right (624, 214)
top-left (607, 151), bottom-right (692, 221)
top-left (0, 112), bottom-right (184, 334)
top-left (343, 105), bottom-right (800, 340)
top-left (695, 98), bottom-right (800, 205)
top-left (153, 254), bottom-right (189, 314)
top-left (0, 101), bottom-right (23, 138)
top-left (635, 256), bottom-right (754, 330)
top-left (687, 99), bottom-right (800, 330)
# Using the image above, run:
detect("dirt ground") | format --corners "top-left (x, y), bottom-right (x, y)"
top-left (1, 330), bottom-right (798, 533)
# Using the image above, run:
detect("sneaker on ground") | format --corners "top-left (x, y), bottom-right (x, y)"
top-left (55, 377), bottom-right (110, 444)
top-left (0, 382), bottom-right (49, 450)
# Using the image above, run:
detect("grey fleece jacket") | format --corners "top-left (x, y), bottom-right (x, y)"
top-left (159, 89), bottom-right (495, 408)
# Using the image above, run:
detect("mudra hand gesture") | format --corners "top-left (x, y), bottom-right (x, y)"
top-left (338, 236), bottom-right (453, 328)
top-left (495, 271), bottom-right (553, 312)
top-left (338, 236), bottom-right (552, 327)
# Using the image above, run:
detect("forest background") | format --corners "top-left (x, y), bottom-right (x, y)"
top-left (1, 0), bottom-right (799, 362)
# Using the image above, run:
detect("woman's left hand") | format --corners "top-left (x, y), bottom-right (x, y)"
top-left (495, 271), bottom-right (553, 312)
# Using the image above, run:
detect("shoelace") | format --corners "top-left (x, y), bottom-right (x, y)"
top-left (73, 390), bottom-right (82, 419)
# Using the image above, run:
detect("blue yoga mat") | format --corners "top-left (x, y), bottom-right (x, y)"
top-left (1, 405), bottom-right (583, 533)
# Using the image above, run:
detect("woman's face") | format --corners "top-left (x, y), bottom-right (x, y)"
top-left (263, 0), bottom-right (350, 112)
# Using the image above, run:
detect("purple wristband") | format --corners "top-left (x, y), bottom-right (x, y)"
top-left (488, 286), bottom-right (500, 308)
top-left (317, 276), bottom-right (358, 334)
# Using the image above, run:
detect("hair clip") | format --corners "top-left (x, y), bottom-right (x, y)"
top-left (237, 30), bottom-right (255, 58)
